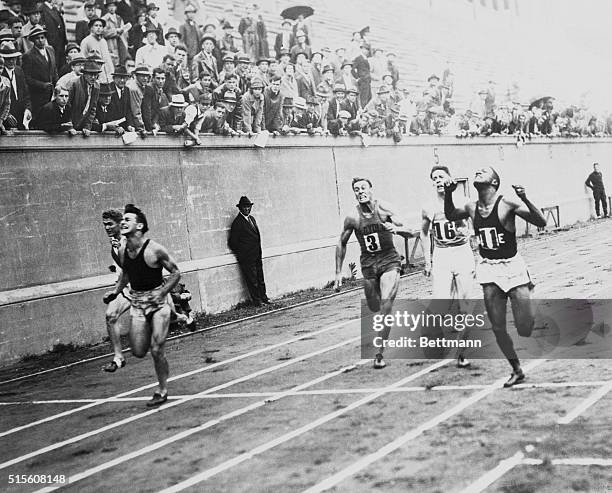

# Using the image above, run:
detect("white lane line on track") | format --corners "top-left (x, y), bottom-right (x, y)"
top-left (302, 359), bottom-right (545, 493)
top-left (461, 455), bottom-right (612, 493)
top-left (456, 451), bottom-right (526, 493)
top-left (157, 360), bottom-right (452, 493)
top-left (33, 359), bottom-right (372, 493)
top-left (1, 225), bottom-right (600, 387)
top-left (0, 335), bottom-right (361, 471)
top-left (523, 457), bottom-right (612, 466)
top-left (2, 380), bottom-right (608, 405)
top-left (0, 318), bottom-right (355, 439)
top-left (557, 381), bottom-right (612, 424)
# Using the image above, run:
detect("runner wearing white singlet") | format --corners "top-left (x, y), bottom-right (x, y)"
top-left (421, 166), bottom-right (477, 367)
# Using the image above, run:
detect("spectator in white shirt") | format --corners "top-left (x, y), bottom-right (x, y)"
top-left (135, 26), bottom-right (166, 69)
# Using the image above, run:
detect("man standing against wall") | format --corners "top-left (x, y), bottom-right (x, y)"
top-left (585, 162), bottom-right (608, 218)
top-left (228, 196), bottom-right (271, 307)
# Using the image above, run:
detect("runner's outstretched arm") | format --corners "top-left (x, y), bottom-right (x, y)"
top-left (508, 185), bottom-right (547, 227)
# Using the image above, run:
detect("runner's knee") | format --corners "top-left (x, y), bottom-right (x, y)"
top-left (131, 345), bottom-right (148, 358)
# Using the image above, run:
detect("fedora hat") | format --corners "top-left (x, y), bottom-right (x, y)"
top-left (82, 60), bottom-right (102, 73)
top-left (169, 94), bottom-right (189, 107)
top-left (184, 3), bottom-right (197, 13)
top-left (27, 25), bottom-right (47, 39)
top-left (69, 55), bottom-right (87, 65)
top-left (0, 28), bottom-right (15, 43)
top-left (222, 91), bottom-right (237, 103)
top-left (236, 196), bottom-right (254, 207)
top-left (99, 83), bottom-right (114, 96)
top-left (111, 65), bottom-right (129, 76)
top-left (164, 27), bottom-right (181, 39)
top-left (88, 17), bottom-right (107, 28)
top-left (294, 96), bottom-right (306, 110)
top-left (0, 44), bottom-right (21, 58)
top-left (332, 83), bottom-right (346, 93)
top-left (282, 96), bottom-right (294, 107)
top-left (201, 34), bottom-right (216, 45)
top-left (133, 65), bottom-right (152, 76)
top-left (322, 64), bottom-right (334, 74)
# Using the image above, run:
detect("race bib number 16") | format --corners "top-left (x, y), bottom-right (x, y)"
top-left (364, 233), bottom-right (382, 252)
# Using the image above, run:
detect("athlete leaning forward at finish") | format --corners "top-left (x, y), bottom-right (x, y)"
top-left (443, 166), bottom-right (547, 387)
top-left (103, 204), bottom-right (181, 406)
top-left (421, 165), bottom-right (478, 368)
top-left (335, 177), bottom-right (418, 369)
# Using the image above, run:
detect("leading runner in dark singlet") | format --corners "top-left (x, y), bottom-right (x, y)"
top-left (335, 177), bottom-right (417, 369)
top-left (444, 167), bottom-right (546, 387)
top-left (103, 204), bottom-right (181, 406)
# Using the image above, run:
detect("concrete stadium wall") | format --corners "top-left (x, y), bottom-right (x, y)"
top-left (0, 134), bottom-right (609, 364)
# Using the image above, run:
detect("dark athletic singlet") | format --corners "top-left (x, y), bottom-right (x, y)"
top-left (355, 201), bottom-right (397, 256)
top-left (122, 239), bottom-right (163, 291)
top-left (473, 195), bottom-right (517, 260)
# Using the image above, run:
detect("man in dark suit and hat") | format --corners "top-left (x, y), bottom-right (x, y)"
top-left (68, 58), bottom-right (101, 133)
top-left (33, 84), bottom-right (75, 133)
top-left (228, 196), bottom-right (271, 307)
top-left (352, 43), bottom-right (371, 107)
top-left (21, 25), bottom-right (57, 117)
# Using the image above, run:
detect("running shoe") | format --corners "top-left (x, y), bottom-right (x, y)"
top-left (457, 356), bottom-right (471, 368)
top-left (503, 371), bottom-right (525, 388)
top-left (373, 353), bottom-right (386, 369)
top-left (147, 391), bottom-right (168, 407)
top-left (103, 358), bottom-right (126, 373)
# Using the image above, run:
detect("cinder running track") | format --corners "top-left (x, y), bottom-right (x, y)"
top-left (1, 220), bottom-right (611, 493)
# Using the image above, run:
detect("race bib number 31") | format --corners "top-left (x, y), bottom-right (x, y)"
top-left (364, 233), bottom-right (382, 252)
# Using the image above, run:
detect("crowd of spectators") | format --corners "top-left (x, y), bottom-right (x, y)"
top-left (1, 0), bottom-right (611, 144)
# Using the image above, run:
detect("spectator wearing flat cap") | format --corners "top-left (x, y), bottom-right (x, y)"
top-left (212, 75), bottom-right (241, 131)
top-left (80, 18), bottom-right (115, 83)
top-left (57, 42), bottom-right (81, 78)
top-left (328, 109), bottom-right (352, 136)
top-left (141, 66), bottom-right (168, 131)
top-left (317, 65), bottom-right (334, 97)
top-left (289, 29), bottom-right (311, 64)
top-left (263, 74), bottom-right (282, 133)
top-left (336, 59), bottom-right (357, 91)
top-left (145, 2), bottom-right (164, 45)
top-left (22, 25), bottom-right (58, 117)
top-left (159, 93), bottom-right (204, 145)
top-left (41, 0), bottom-right (67, 67)
top-left (326, 82), bottom-right (345, 123)
top-left (228, 195), bottom-right (270, 307)
top-left (1, 44), bottom-right (32, 129)
top-left (218, 53), bottom-right (237, 86)
top-left (127, 10), bottom-right (147, 59)
top-left (241, 76), bottom-right (264, 134)
top-left (56, 54), bottom-right (86, 93)
top-left (125, 64), bottom-right (150, 132)
top-left (33, 84), bottom-right (75, 133)
top-left (135, 25), bottom-right (165, 69)
top-left (108, 64), bottom-right (131, 123)
top-left (279, 62), bottom-right (297, 100)
top-left (68, 58), bottom-right (101, 133)
top-left (352, 43), bottom-right (371, 107)
top-left (191, 34), bottom-right (218, 84)
top-left (75, 0), bottom-right (97, 45)
top-left (364, 84), bottom-right (391, 122)
top-left (91, 82), bottom-right (126, 133)
top-left (179, 4), bottom-right (202, 66)
top-left (274, 19), bottom-right (294, 59)
top-left (103, 0), bottom-right (129, 67)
